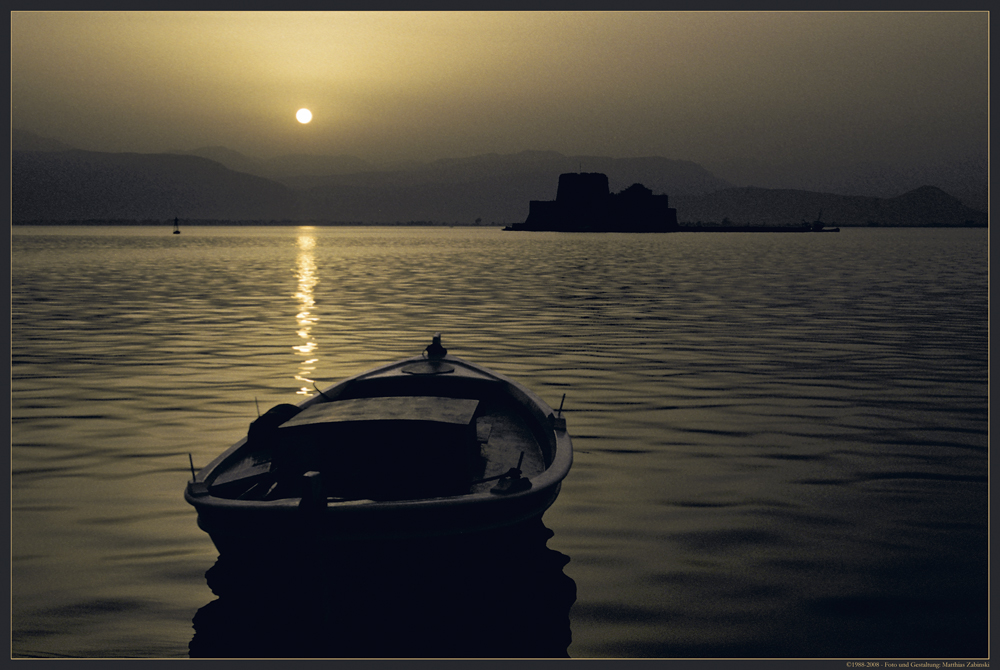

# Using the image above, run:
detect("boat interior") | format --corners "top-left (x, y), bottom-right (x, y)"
top-left (206, 372), bottom-right (556, 504)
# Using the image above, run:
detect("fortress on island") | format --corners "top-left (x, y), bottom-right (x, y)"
top-left (507, 172), bottom-right (679, 232)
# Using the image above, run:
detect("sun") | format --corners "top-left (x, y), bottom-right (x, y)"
top-left (296, 108), bottom-right (312, 124)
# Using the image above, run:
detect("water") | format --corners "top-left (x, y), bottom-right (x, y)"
top-left (11, 225), bottom-right (988, 658)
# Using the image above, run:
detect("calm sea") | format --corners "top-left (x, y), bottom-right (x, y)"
top-left (11, 225), bottom-right (989, 659)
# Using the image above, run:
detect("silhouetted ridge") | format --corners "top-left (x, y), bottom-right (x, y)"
top-left (671, 185), bottom-right (987, 228)
top-left (10, 130), bottom-right (986, 225)
top-left (12, 150), bottom-right (298, 220)
top-left (891, 185), bottom-right (956, 204)
top-left (11, 128), bottom-right (75, 152)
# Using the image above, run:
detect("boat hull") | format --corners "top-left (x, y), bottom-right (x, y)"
top-left (189, 479), bottom-right (564, 553)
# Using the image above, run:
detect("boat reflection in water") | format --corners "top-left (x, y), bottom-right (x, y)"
top-left (189, 518), bottom-right (576, 658)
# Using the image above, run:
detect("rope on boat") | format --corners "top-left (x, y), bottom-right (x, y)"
top-left (312, 382), bottom-right (333, 400)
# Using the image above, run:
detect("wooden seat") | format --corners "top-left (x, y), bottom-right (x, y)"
top-left (273, 396), bottom-right (484, 501)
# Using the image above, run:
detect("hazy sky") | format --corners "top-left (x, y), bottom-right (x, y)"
top-left (11, 11), bottom-right (988, 177)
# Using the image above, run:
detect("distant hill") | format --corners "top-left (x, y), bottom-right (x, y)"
top-left (168, 146), bottom-right (731, 196)
top-left (171, 146), bottom-right (266, 177)
top-left (709, 155), bottom-right (988, 213)
top-left (9, 130), bottom-right (988, 225)
top-left (12, 150), bottom-right (298, 221)
top-left (10, 146), bottom-right (735, 224)
top-left (262, 153), bottom-right (373, 179)
top-left (174, 147), bottom-right (373, 180)
top-left (288, 152), bottom-right (734, 223)
top-left (672, 185), bottom-right (987, 228)
top-left (12, 128), bottom-right (75, 152)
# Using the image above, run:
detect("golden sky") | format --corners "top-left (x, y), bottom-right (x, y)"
top-left (11, 11), bottom-right (988, 174)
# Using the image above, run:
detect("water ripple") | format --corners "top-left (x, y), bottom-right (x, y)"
top-left (11, 226), bottom-right (987, 658)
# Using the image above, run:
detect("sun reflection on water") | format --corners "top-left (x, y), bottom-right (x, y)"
top-left (293, 230), bottom-right (318, 395)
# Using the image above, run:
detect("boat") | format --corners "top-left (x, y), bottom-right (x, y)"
top-left (805, 210), bottom-right (839, 232)
top-left (173, 217), bottom-right (181, 234)
top-left (184, 334), bottom-right (573, 552)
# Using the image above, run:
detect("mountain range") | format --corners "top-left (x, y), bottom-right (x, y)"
top-left (11, 129), bottom-right (987, 227)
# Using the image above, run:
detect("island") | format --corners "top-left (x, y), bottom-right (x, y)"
top-left (505, 172), bottom-right (679, 232)
top-left (506, 172), bottom-right (846, 232)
